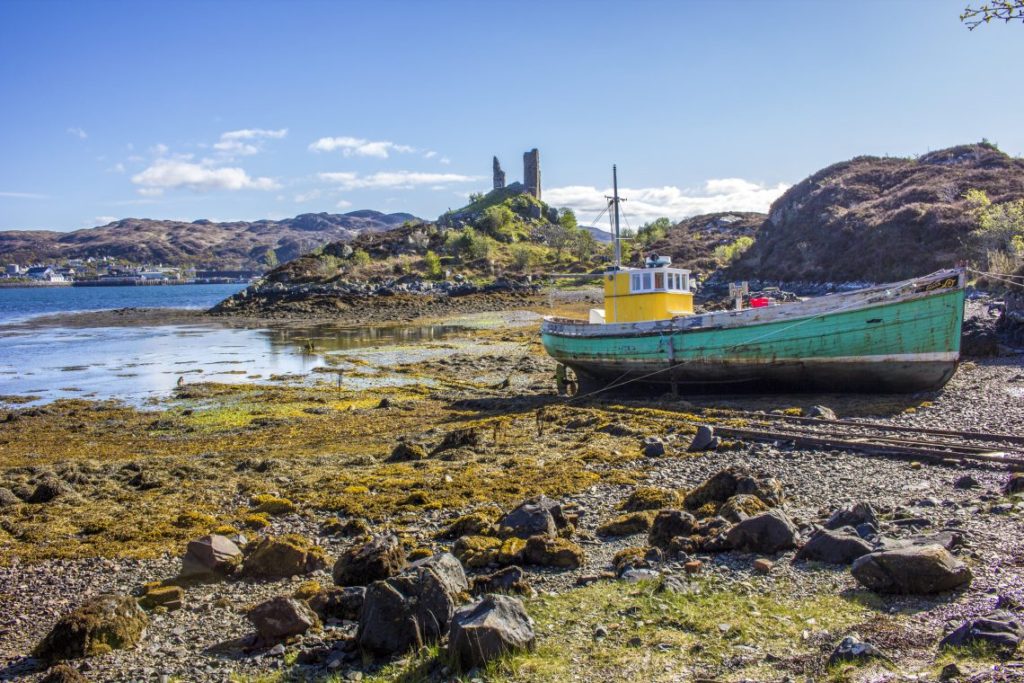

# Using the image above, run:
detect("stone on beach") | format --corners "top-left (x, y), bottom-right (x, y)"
top-left (179, 534), bottom-right (242, 580)
top-left (241, 534), bottom-right (329, 579)
top-left (332, 535), bottom-right (407, 587)
top-left (248, 596), bottom-right (320, 641)
top-left (795, 527), bottom-right (873, 565)
top-left (357, 553), bottom-right (469, 654)
top-left (448, 594), bottom-right (536, 669)
top-left (725, 509), bottom-right (798, 553)
top-left (34, 594), bottom-right (149, 662)
top-left (851, 544), bottom-right (972, 594)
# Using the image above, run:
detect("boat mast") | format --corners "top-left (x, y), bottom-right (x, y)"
top-left (612, 165), bottom-right (622, 269)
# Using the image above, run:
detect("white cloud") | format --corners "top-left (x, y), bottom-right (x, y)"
top-left (131, 159), bottom-right (280, 194)
top-left (318, 170), bottom-right (481, 190)
top-left (423, 151), bottom-right (437, 159)
top-left (151, 143), bottom-right (169, 156)
top-left (213, 128), bottom-right (288, 156)
top-left (94, 216), bottom-right (118, 225)
top-left (294, 189), bottom-right (322, 203)
top-left (108, 162), bottom-right (126, 174)
top-left (439, 157), bottom-right (451, 165)
top-left (0, 191), bottom-right (48, 199)
top-left (336, 199), bottom-right (353, 209)
top-left (544, 178), bottom-right (791, 227)
top-left (308, 136), bottom-right (416, 158)
top-left (67, 127), bottom-right (87, 139)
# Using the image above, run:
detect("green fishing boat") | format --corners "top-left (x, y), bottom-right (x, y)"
top-left (541, 168), bottom-right (966, 394)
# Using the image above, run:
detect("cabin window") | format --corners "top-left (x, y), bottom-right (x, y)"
top-left (642, 273), bottom-right (652, 290)
top-left (654, 272), bottom-right (664, 289)
top-left (682, 274), bottom-right (689, 291)
top-left (631, 274), bottom-right (641, 291)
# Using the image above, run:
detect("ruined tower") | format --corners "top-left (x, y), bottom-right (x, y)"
top-left (492, 156), bottom-right (505, 190)
top-left (523, 148), bottom-right (541, 200)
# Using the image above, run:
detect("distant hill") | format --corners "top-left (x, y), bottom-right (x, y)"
top-left (731, 143), bottom-right (1024, 282)
top-left (0, 211), bottom-right (418, 270)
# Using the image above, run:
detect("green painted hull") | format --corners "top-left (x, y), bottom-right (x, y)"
top-left (541, 276), bottom-right (965, 394)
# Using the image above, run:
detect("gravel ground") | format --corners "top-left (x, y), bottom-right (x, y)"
top-left (1, 348), bottom-right (1022, 682)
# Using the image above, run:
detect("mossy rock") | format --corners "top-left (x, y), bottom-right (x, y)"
top-left (522, 536), bottom-right (584, 569)
top-left (621, 487), bottom-right (681, 512)
top-left (387, 441), bottom-right (428, 462)
top-left (718, 494), bottom-right (768, 522)
top-left (322, 517), bottom-right (370, 537)
top-left (498, 537), bottom-right (527, 565)
top-left (250, 494), bottom-right (297, 515)
top-left (39, 664), bottom-right (88, 683)
top-left (453, 534), bottom-right (503, 568)
top-left (172, 510), bottom-right (216, 529)
top-left (34, 594), bottom-right (149, 661)
top-left (612, 546), bottom-right (648, 575)
top-left (241, 513), bottom-right (270, 530)
top-left (597, 511), bottom-right (657, 537)
top-left (408, 547), bottom-right (434, 562)
top-left (293, 580), bottom-right (324, 601)
top-left (437, 510), bottom-right (499, 540)
top-left (139, 585), bottom-right (183, 611)
top-left (242, 534), bottom-right (329, 579)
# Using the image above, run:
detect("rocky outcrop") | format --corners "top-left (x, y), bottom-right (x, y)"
top-left (179, 534), bottom-right (242, 580)
top-left (851, 545), bottom-right (972, 594)
top-left (248, 596), bottom-right (320, 641)
top-left (333, 535), bottom-right (407, 587)
top-left (725, 509), bottom-right (798, 554)
top-left (34, 594), bottom-right (149, 661)
top-left (357, 553), bottom-right (469, 655)
top-left (940, 611), bottom-right (1023, 656)
top-left (795, 528), bottom-right (873, 565)
top-left (241, 535), bottom-right (329, 579)
top-left (448, 595), bottom-right (536, 669)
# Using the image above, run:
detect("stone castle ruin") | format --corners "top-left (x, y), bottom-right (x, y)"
top-left (492, 148), bottom-right (541, 200)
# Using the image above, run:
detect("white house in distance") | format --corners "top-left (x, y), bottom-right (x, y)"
top-left (24, 266), bottom-right (67, 282)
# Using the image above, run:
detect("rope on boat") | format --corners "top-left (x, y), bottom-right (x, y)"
top-left (967, 267), bottom-right (1024, 287)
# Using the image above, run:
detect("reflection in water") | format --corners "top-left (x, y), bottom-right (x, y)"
top-left (0, 322), bottom-right (471, 405)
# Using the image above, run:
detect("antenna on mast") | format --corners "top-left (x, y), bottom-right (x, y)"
top-left (607, 165), bottom-right (625, 269)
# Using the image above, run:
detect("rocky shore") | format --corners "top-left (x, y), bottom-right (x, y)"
top-left (0, 301), bottom-right (1022, 682)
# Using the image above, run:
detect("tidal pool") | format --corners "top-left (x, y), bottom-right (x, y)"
top-left (0, 321), bottom-right (478, 405)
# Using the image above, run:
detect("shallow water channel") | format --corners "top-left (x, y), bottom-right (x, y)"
top-left (0, 320), bottom-right (476, 405)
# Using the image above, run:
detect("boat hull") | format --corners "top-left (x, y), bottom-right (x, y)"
top-left (541, 270), bottom-right (966, 394)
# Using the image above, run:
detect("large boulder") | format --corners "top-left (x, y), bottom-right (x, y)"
top-left (648, 510), bottom-right (697, 548)
top-left (34, 594), bottom-right (149, 661)
top-left (521, 536), bottom-right (584, 569)
top-left (241, 535), bottom-right (329, 579)
top-left (939, 611), bottom-right (1023, 656)
top-left (794, 528), bottom-right (873, 565)
top-left (725, 509), bottom-right (798, 553)
top-left (307, 586), bottom-right (365, 622)
top-left (851, 545), bottom-right (972, 594)
top-left (357, 553), bottom-right (469, 655)
top-left (1006, 473), bottom-right (1024, 495)
top-left (499, 497), bottom-right (557, 539)
top-left (448, 595), bottom-right (536, 670)
top-left (179, 534), bottom-right (242, 580)
top-left (248, 596), bottom-right (320, 641)
top-left (332, 535), bottom-right (406, 587)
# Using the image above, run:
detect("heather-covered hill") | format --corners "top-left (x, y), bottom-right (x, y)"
top-left (731, 143), bottom-right (1024, 282)
top-left (641, 212), bottom-right (765, 274)
top-left (0, 211), bottom-right (417, 270)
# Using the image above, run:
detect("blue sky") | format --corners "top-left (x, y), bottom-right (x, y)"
top-left (1, 0), bottom-right (1021, 232)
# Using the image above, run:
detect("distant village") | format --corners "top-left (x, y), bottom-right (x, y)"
top-left (2, 257), bottom-right (258, 286)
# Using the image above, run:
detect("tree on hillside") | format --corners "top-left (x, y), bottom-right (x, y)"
top-left (540, 209), bottom-right (580, 260)
top-left (964, 189), bottom-right (1024, 273)
top-left (961, 1), bottom-right (1024, 29)
top-left (637, 217), bottom-right (672, 247)
top-left (570, 228), bottom-right (597, 262)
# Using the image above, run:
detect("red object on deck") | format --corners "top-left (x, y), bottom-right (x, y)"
top-left (750, 297), bottom-right (770, 308)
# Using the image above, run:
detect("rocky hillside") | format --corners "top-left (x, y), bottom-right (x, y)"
top-left (731, 143), bottom-right (1024, 282)
top-left (0, 211), bottom-right (417, 270)
top-left (642, 212), bottom-right (765, 274)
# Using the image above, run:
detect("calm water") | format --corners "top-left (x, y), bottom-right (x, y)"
top-left (0, 284), bottom-right (246, 324)
top-left (0, 285), bottom-right (474, 404)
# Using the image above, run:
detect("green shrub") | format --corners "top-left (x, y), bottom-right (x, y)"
top-left (713, 236), bottom-right (755, 264)
top-left (350, 249), bottom-right (371, 266)
top-left (423, 250), bottom-right (442, 279)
